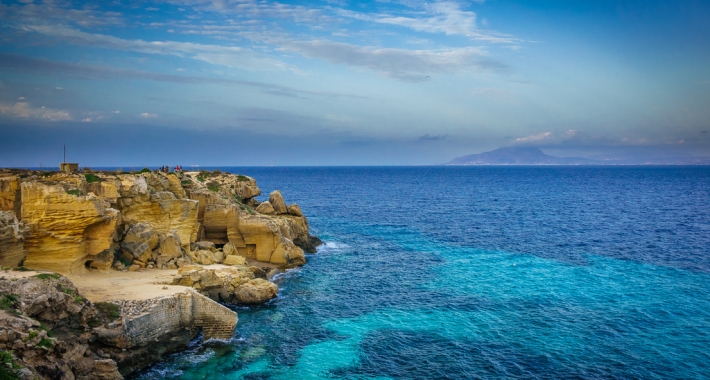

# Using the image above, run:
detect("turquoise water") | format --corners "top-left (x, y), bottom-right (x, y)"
top-left (132, 167), bottom-right (710, 379)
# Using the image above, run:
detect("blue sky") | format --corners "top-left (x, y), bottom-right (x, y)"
top-left (1, 0), bottom-right (709, 166)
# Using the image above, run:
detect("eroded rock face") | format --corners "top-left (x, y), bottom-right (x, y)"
top-left (0, 211), bottom-right (29, 267)
top-left (21, 181), bottom-right (119, 273)
top-left (0, 174), bottom-right (21, 214)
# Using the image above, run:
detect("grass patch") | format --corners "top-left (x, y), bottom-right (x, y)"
top-left (84, 173), bottom-right (100, 183)
top-left (11, 267), bottom-right (30, 272)
top-left (237, 175), bottom-right (250, 181)
top-left (66, 189), bottom-right (83, 196)
top-left (36, 338), bottom-right (53, 349)
top-left (207, 182), bottom-right (220, 192)
top-left (212, 169), bottom-right (222, 175)
top-left (197, 175), bottom-right (206, 182)
top-left (139, 168), bottom-right (151, 173)
top-left (181, 180), bottom-right (191, 185)
top-left (73, 295), bottom-right (84, 303)
top-left (0, 295), bottom-right (19, 310)
top-left (0, 350), bottom-right (17, 380)
top-left (95, 302), bottom-right (120, 321)
top-left (38, 323), bottom-right (54, 338)
top-left (23, 331), bottom-right (38, 342)
top-left (34, 273), bottom-right (60, 280)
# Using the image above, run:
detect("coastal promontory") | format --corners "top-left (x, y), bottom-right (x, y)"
top-left (0, 168), bottom-right (320, 379)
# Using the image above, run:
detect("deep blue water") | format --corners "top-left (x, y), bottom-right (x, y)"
top-left (132, 167), bottom-right (710, 379)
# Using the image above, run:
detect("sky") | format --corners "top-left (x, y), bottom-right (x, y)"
top-left (1, 0), bottom-right (709, 166)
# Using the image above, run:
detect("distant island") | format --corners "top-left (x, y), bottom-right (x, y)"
top-left (447, 147), bottom-right (710, 166)
top-left (447, 147), bottom-right (596, 165)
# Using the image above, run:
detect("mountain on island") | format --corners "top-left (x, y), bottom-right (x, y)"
top-left (447, 147), bottom-right (597, 165)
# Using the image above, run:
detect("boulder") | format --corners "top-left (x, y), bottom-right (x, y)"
top-left (233, 278), bottom-right (278, 304)
top-left (121, 223), bottom-right (159, 264)
top-left (269, 190), bottom-right (288, 214)
top-left (190, 241), bottom-right (216, 252)
top-left (223, 255), bottom-right (246, 266)
top-left (192, 249), bottom-right (224, 265)
top-left (223, 242), bottom-right (237, 256)
top-left (287, 204), bottom-right (303, 217)
top-left (255, 201), bottom-right (275, 214)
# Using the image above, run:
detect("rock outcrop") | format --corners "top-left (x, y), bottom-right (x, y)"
top-left (0, 270), bottom-right (238, 378)
top-left (0, 173), bottom-right (21, 215)
top-left (170, 265), bottom-right (278, 304)
top-left (0, 273), bottom-right (122, 379)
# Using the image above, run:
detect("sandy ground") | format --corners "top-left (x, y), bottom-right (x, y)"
top-left (65, 269), bottom-right (186, 302)
top-left (3, 263), bottom-right (258, 302)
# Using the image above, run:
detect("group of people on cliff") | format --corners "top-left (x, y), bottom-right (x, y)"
top-left (159, 165), bottom-right (182, 173)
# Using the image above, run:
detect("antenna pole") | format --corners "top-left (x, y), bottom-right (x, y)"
top-left (64, 145), bottom-right (66, 163)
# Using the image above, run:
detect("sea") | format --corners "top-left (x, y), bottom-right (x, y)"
top-left (129, 166), bottom-right (710, 379)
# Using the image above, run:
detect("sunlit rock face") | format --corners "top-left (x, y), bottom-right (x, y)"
top-left (21, 180), bottom-right (119, 273)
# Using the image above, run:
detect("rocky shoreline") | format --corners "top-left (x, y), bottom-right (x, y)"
top-left (0, 168), bottom-right (321, 379)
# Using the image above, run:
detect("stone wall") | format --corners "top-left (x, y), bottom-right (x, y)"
top-left (120, 290), bottom-right (236, 347)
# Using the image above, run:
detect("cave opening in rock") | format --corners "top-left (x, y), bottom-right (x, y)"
top-left (214, 243), bottom-right (225, 249)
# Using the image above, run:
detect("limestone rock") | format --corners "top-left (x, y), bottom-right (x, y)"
top-left (119, 185), bottom-right (198, 250)
top-left (0, 211), bottom-right (29, 267)
top-left (0, 174), bottom-right (21, 214)
top-left (121, 223), bottom-right (159, 264)
top-left (269, 190), bottom-right (288, 214)
top-left (192, 249), bottom-right (224, 265)
top-left (21, 180), bottom-right (119, 273)
top-left (223, 242), bottom-right (237, 256)
top-left (190, 241), bottom-right (216, 252)
top-left (255, 201), bottom-right (275, 214)
top-left (202, 204), bottom-right (239, 244)
top-left (287, 203), bottom-right (304, 217)
top-left (233, 279), bottom-right (278, 304)
top-left (223, 255), bottom-right (246, 266)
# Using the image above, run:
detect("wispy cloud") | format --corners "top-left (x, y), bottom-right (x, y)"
top-left (0, 53), bottom-right (367, 100)
top-left (0, 101), bottom-right (71, 121)
top-left (19, 24), bottom-right (298, 72)
top-left (418, 134), bottom-right (447, 141)
top-left (340, 1), bottom-right (519, 43)
top-left (276, 40), bottom-right (507, 81)
top-left (140, 112), bottom-right (157, 119)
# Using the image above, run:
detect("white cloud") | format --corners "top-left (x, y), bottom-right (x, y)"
top-left (340, 2), bottom-right (519, 43)
top-left (0, 102), bottom-right (71, 121)
top-left (140, 112), bottom-right (157, 118)
top-left (514, 130), bottom-right (577, 144)
top-left (112, 110), bottom-right (120, 114)
top-left (18, 96), bottom-right (25, 100)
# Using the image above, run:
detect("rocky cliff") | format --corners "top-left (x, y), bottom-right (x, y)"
top-left (0, 168), bottom-right (320, 273)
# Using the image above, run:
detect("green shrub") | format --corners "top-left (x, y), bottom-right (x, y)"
top-left (197, 175), bottom-right (206, 182)
top-left (38, 324), bottom-right (54, 338)
top-left (34, 273), bottom-right (60, 280)
top-left (0, 350), bottom-right (13, 365)
top-left (23, 331), bottom-right (38, 342)
top-left (12, 267), bottom-right (30, 272)
top-left (0, 295), bottom-right (19, 310)
top-left (74, 295), bottom-right (84, 304)
top-left (139, 168), bottom-right (151, 173)
top-left (237, 175), bottom-right (249, 181)
top-left (207, 182), bottom-right (220, 192)
top-left (181, 180), bottom-right (191, 185)
top-left (66, 189), bottom-right (83, 196)
top-left (212, 169), bottom-right (222, 175)
top-left (95, 302), bottom-right (120, 321)
top-left (41, 171), bottom-right (54, 177)
top-left (36, 338), bottom-right (53, 349)
top-left (84, 173), bottom-right (100, 183)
